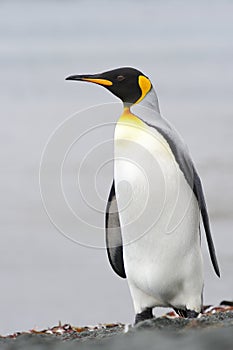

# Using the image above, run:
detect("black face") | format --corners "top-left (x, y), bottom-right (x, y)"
top-left (66, 67), bottom-right (150, 104)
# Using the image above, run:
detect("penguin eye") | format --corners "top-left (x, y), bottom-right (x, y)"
top-left (116, 75), bottom-right (125, 82)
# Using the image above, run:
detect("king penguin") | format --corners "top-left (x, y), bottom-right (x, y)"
top-left (66, 67), bottom-right (220, 324)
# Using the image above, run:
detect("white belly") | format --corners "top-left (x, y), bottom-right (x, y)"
top-left (114, 116), bottom-right (203, 313)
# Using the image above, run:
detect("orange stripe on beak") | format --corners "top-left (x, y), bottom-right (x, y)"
top-left (82, 78), bottom-right (113, 86)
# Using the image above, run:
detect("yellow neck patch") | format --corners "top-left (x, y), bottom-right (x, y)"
top-left (118, 107), bottom-right (144, 125)
top-left (116, 107), bottom-right (145, 141)
top-left (135, 75), bottom-right (151, 104)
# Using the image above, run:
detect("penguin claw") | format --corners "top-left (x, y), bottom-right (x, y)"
top-left (174, 308), bottom-right (199, 318)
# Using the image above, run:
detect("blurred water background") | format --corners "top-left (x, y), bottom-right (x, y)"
top-left (0, 0), bottom-right (232, 335)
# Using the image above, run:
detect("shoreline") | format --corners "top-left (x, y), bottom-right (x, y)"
top-left (0, 303), bottom-right (232, 350)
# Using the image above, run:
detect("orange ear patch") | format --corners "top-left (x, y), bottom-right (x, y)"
top-left (135, 75), bottom-right (151, 104)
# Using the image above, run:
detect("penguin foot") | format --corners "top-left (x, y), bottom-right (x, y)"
top-left (220, 300), bottom-right (233, 307)
top-left (135, 308), bottom-right (153, 324)
top-left (186, 309), bottom-right (199, 318)
top-left (174, 308), bottom-right (199, 318)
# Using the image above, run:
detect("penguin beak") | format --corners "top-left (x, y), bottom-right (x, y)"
top-left (65, 74), bottom-right (113, 86)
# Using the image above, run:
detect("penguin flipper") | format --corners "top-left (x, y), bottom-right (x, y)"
top-left (192, 168), bottom-right (220, 277)
top-left (141, 118), bottom-right (220, 277)
top-left (105, 181), bottom-right (126, 279)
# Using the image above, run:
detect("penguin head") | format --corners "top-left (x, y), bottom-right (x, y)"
top-left (66, 67), bottom-right (152, 105)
